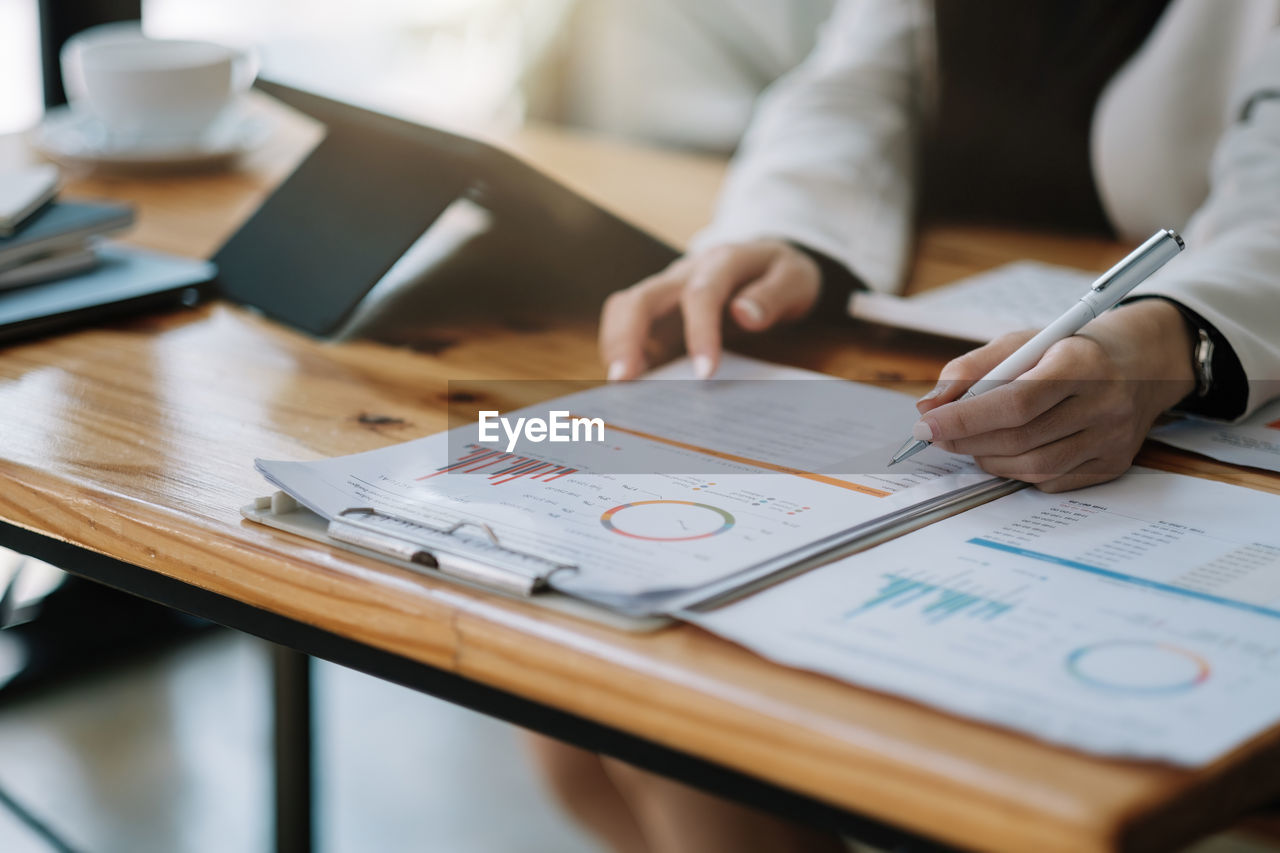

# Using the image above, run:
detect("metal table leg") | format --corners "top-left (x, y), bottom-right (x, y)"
top-left (272, 645), bottom-right (313, 853)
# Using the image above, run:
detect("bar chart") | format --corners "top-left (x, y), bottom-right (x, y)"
top-left (842, 572), bottom-right (1017, 624)
top-left (419, 443), bottom-right (578, 486)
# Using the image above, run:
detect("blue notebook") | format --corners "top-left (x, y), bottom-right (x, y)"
top-left (0, 201), bottom-right (134, 271)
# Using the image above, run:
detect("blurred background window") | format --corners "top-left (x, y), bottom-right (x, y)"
top-left (0, 0), bottom-right (43, 135)
top-left (2, 0), bottom-right (833, 151)
top-left (143, 0), bottom-right (575, 131)
top-left (528, 0), bottom-right (835, 151)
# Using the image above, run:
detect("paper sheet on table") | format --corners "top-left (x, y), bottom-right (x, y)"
top-left (851, 261), bottom-right (1094, 343)
top-left (1151, 398), bottom-right (1280, 474)
top-left (688, 468), bottom-right (1280, 765)
top-left (257, 353), bottom-right (992, 610)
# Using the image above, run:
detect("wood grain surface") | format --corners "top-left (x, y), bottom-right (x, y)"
top-left (2, 96), bottom-right (1278, 853)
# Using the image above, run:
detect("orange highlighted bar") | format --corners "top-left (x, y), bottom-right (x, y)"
top-left (599, 420), bottom-right (892, 498)
top-left (1268, 419), bottom-right (1280, 430)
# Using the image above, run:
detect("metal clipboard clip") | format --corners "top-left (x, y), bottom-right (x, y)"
top-left (327, 507), bottom-right (577, 597)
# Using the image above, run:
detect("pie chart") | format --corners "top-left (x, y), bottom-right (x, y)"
top-left (1066, 640), bottom-right (1210, 694)
top-left (600, 500), bottom-right (735, 542)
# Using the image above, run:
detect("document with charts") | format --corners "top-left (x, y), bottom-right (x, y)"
top-left (255, 354), bottom-right (994, 613)
top-left (1151, 397), bottom-right (1280, 474)
top-left (688, 468), bottom-right (1280, 765)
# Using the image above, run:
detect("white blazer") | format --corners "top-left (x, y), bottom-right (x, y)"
top-left (693, 0), bottom-right (1280, 417)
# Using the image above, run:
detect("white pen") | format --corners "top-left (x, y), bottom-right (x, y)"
top-left (888, 228), bottom-right (1185, 467)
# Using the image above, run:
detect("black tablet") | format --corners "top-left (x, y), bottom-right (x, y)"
top-left (214, 80), bottom-right (679, 343)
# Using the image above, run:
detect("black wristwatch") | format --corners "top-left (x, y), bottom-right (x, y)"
top-left (1145, 297), bottom-right (1247, 419)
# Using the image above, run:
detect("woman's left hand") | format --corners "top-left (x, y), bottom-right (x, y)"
top-left (913, 300), bottom-right (1198, 492)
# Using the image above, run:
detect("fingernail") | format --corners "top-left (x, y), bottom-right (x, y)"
top-left (735, 298), bottom-right (765, 325)
top-left (918, 381), bottom-right (949, 402)
top-left (607, 360), bottom-right (628, 382)
top-left (912, 421), bottom-right (935, 442)
top-left (693, 354), bottom-right (714, 380)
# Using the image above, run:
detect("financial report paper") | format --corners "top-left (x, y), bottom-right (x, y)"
top-left (849, 261), bottom-right (1094, 343)
top-left (689, 468), bottom-right (1280, 765)
top-left (257, 354), bottom-right (991, 609)
top-left (1151, 397), bottom-right (1280, 474)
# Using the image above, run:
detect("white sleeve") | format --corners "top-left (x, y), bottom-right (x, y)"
top-left (689, 0), bottom-right (929, 296)
top-left (1129, 29), bottom-right (1280, 418)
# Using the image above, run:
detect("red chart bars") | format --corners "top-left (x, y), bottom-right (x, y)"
top-left (419, 443), bottom-right (578, 486)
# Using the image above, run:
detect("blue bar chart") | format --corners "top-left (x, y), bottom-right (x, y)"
top-left (842, 572), bottom-right (1016, 624)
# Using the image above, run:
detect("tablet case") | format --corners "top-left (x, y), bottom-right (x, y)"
top-left (214, 80), bottom-right (680, 344)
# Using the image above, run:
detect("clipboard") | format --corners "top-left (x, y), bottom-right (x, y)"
top-left (242, 476), bottom-right (1025, 630)
top-left (241, 493), bottom-right (671, 633)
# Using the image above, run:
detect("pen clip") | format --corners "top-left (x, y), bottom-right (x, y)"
top-left (1090, 228), bottom-right (1183, 293)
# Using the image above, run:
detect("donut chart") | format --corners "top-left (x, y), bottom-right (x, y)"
top-left (600, 500), bottom-right (735, 542)
top-left (1066, 640), bottom-right (1210, 694)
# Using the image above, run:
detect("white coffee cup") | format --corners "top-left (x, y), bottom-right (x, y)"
top-left (61, 24), bottom-right (256, 146)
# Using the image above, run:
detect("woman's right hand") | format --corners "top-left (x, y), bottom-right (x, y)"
top-left (598, 239), bottom-right (823, 381)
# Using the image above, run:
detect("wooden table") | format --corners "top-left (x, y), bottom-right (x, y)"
top-left (2, 98), bottom-right (1279, 853)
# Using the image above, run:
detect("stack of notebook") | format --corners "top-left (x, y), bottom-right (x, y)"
top-left (0, 164), bottom-right (135, 290)
top-left (0, 165), bottom-right (217, 346)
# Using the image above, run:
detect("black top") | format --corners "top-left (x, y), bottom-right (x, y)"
top-left (921, 0), bottom-right (1174, 234)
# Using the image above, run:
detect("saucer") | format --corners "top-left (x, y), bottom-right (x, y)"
top-left (33, 101), bottom-right (273, 171)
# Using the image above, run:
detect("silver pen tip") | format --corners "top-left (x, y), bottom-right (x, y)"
top-left (890, 438), bottom-right (930, 467)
